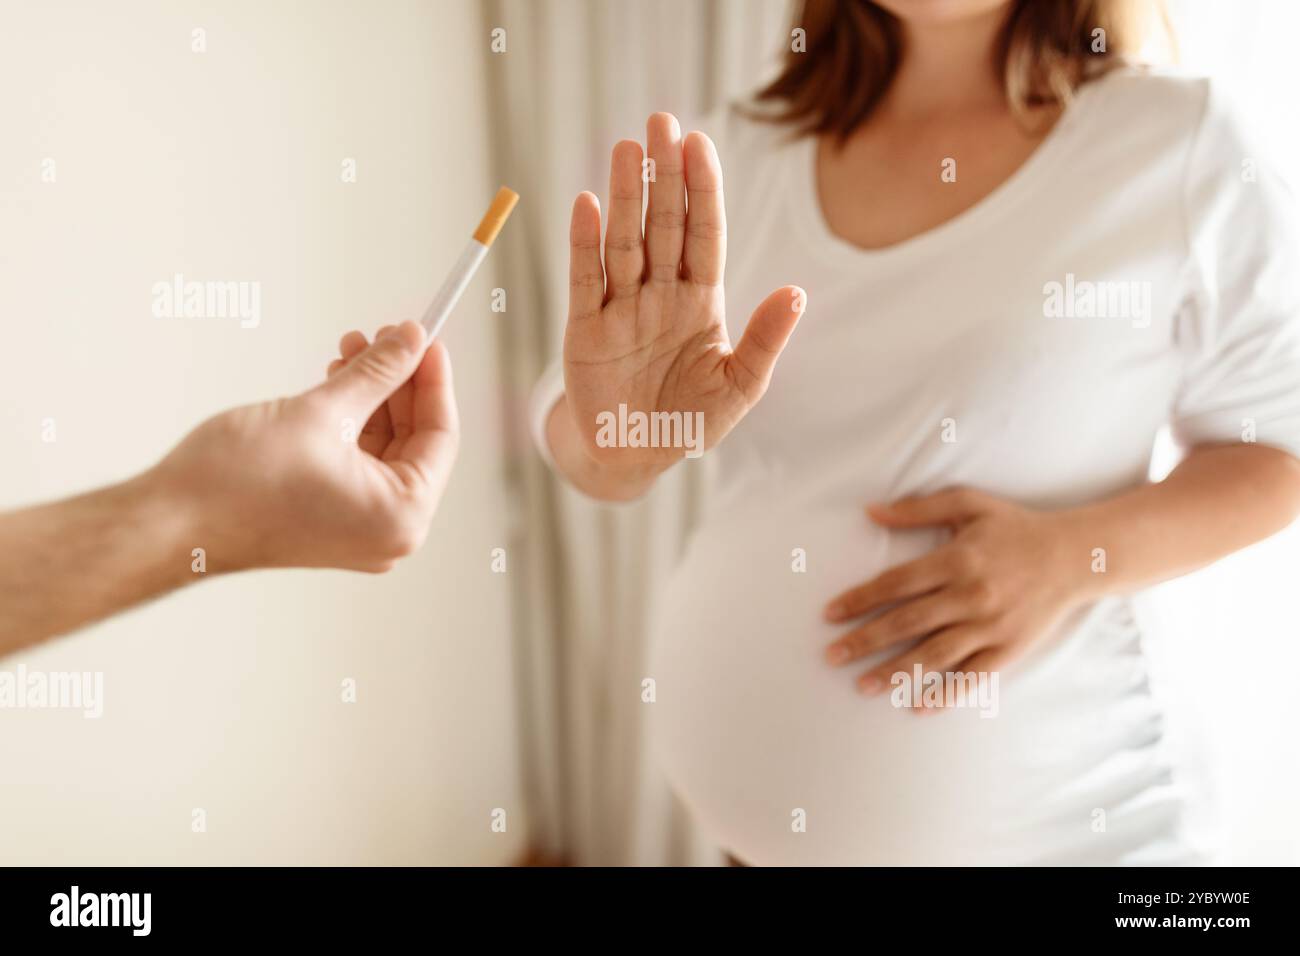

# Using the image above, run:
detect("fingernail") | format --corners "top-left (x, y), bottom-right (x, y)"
top-left (858, 675), bottom-right (883, 695)
top-left (824, 602), bottom-right (844, 622)
top-left (825, 645), bottom-right (850, 666)
top-left (397, 322), bottom-right (423, 350)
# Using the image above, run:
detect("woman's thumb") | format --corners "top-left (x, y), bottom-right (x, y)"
top-left (731, 286), bottom-right (805, 403)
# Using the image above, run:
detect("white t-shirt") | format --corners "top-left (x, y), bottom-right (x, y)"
top-left (532, 68), bottom-right (1300, 865)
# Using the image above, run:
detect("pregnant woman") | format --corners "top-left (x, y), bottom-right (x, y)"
top-left (528, 0), bottom-right (1300, 864)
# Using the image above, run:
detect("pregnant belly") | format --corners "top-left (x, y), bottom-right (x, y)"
top-left (647, 502), bottom-right (1186, 865)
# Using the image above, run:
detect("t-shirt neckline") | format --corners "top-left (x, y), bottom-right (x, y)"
top-left (788, 77), bottom-right (1106, 267)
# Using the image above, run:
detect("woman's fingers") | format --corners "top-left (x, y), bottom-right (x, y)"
top-left (956, 646), bottom-right (1013, 681)
top-left (644, 112), bottom-right (686, 282)
top-left (826, 588), bottom-right (970, 665)
top-left (604, 139), bottom-right (645, 301)
top-left (729, 286), bottom-right (805, 404)
top-left (682, 130), bottom-right (726, 286)
top-left (856, 625), bottom-right (987, 699)
top-left (825, 549), bottom-right (953, 622)
top-left (569, 191), bottom-right (606, 322)
top-left (868, 487), bottom-right (999, 529)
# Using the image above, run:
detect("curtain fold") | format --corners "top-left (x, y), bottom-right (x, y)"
top-left (480, 0), bottom-right (788, 865)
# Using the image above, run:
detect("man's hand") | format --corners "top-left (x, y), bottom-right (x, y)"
top-left (151, 320), bottom-right (459, 573)
top-left (1, 319), bottom-right (459, 656)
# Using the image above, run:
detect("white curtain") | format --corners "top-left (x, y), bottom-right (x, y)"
top-left (483, 0), bottom-right (1300, 865)
top-left (481, 0), bottom-right (789, 865)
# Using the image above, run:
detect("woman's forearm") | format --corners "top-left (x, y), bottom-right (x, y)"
top-left (544, 394), bottom-right (671, 502)
top-left (1061, 443), bottom-right (1300, 602)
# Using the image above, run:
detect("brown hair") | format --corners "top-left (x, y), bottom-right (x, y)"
top-left (755, 0), bottom-right (1159, 141)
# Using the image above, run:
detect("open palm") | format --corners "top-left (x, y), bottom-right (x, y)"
top-left (564, 112), bottom-right (805, 465)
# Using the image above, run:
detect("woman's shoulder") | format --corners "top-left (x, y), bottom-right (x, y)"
top-left (1083, 65), bottom-right (1252, 154)
top-left (1081, 65), bottom-right (1291, 207)
top-left (695, 100), bottom-right (794, 151)
top-left (1087, 65), bottom-right (1210, 109)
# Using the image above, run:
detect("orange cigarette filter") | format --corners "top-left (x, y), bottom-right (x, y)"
top-left (421, 185), bottom-right (520, 338)
top-left (473, 186), bottom-right (519, 247)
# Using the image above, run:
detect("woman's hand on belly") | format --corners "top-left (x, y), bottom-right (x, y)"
top-left (822, 487), bottom-right (1090, 705)
top-left (562, 112), bottom-right (805, 468)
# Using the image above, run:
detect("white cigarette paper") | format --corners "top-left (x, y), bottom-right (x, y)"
top-left (420, 186), bottom-right (519, 339)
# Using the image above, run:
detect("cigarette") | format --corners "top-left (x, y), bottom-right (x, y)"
top-left (420, 186), bottom-right (519, 339)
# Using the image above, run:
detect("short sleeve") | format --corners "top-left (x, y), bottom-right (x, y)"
top-left (1171, 81), bottom-right (1300, 460)
top-left (529, 358), bottom-right (565, 470)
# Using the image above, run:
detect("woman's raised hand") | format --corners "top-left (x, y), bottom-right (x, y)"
top-left (563, 112), bottom-right (805, 467)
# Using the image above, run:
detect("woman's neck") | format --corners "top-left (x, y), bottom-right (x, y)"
top-left (880, 7), bottom-right (1010, 120)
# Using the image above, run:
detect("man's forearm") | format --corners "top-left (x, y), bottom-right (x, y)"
top-left (1060, 443), bottom-right (1300, 602)
top-left (0, 470), bottom-right (199, 656)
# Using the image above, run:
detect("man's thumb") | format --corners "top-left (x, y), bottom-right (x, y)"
top-left (323, 321), bottom-right (427, 414)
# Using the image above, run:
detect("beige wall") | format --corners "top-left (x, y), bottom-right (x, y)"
top-left (0, 0), bottom-right (525, 864)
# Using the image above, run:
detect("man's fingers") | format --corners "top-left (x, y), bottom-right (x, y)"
top-left (644, 112), bottom-right (685, 282)
top-left (730, 286), bottom-right (805, 403)
top-left (372, 324), bottom-right (414, 443)
top-left (318, 320), bottom-right (426, 419)
top-left (682, 130), bottom-right (725, 286)
top-left (332, 330), bottom-right (395, 454)
top-left (391, 339), bottom-right (459, 491)
top-left (339, 330), bottom-right (367, 359)
top-left (569, 191), bottom-right (605, 322)
top-left (411, 339), bottom-right (458, 437)
top-left (605, 139), bottom-right (645, 301)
